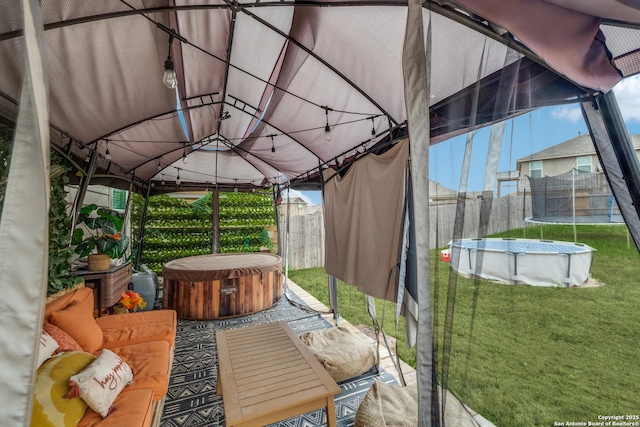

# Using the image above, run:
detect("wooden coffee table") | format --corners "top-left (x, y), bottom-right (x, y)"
top-left (215, 321), bottom-right (340, 427)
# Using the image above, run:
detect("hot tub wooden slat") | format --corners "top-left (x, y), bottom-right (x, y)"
top-left (163, 253), bottom-right (283, 319)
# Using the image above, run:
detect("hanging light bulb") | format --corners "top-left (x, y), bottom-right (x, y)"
top-left (157, 160), bottom-right (162, 171)
top-left (370, 117), bottom-right (376, 144)
top-left (105, 140), bottom-right (111, 161)
top-left (161, 174), bottom-right (165, 186)
top-left (323, 107), bottom-right (332, 141)
top-left (163, 56), bottom-right (177, 89)
top-left (270, 135), bottom-right (276, 159)
top-left (182, 146), bottom-right (188, 164)
top-left (151, 181), bottom-right (156, 188)
top-left (176, 169), bottom-right (181, 186)
top-left (163, 48), bottom-right (177, 89)
top-left (162, 34), bottom-right (177, 89)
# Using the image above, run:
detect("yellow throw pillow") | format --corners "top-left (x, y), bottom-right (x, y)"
top-left (31, 351), bottom-right (97, 427)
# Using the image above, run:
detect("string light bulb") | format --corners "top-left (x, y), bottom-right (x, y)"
top-left (182, 144), bottom-right (188, 164)
top-left (161, 174), bottom-right (165, 186)
top-left (163, 35), bottom-right (177, 89)
top-left (157, 160), bottom-right (162, 171)
top-left (370, 117), bottom-right (376, 144)
top-left (105, 140), bottom-right (111, 161)
top-left (163, 57), bottom-right (177, 89)
top-left (176, 169), bottom-right (181, 186)
top-left (270, 135), bottom-right (276, 159)
top-left (323, 107), bottom-right (332, 141)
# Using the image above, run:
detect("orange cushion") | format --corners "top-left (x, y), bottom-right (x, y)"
top-left (102, 341), bottom-right (171, 400)
top-left (96, 310), bottom-right (176, 349)
top-left (50, 302), bottom-right (104, 354)
top-left (77, 389), bottom-right (153, 427)
top-left (44, 287), bottom-right (94, 324)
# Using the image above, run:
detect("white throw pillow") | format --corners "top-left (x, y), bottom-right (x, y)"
top-left (66, 349), bottom-right (134, 418)
top-left (36, 332), bottom-right (59, 368)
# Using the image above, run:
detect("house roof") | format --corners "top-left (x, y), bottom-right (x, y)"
top-left (516, 134), bottom-right (640, 166)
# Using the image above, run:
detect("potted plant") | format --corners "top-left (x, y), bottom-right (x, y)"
top-left (71, 204), bottom-right (130, 271)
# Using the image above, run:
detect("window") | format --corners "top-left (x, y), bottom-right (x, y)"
top-left (529, 160), bottom-right (542, 178)
top-left (576, 156), bottom-right (592, 173)
top-left (111, 189), bottom-right (127, 211)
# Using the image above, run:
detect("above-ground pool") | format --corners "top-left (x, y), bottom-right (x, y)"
top-left (448, 238), bottom-right (596, 287)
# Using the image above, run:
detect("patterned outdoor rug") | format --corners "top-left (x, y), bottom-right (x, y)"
top-left (159, 292), bottom-right (398, 427)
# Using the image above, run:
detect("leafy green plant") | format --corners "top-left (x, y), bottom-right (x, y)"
top-left (72, 204), bottom-right (130, 259)
top-left (47, 153), bottom-right (79, 295)
top-left (131, 191), bottom-right (276, 275)
top-left (259, 227), bottom-right (274, 250)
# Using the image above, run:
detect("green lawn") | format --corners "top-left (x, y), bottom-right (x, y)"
top-left (289, 224), bottom-right (640, 427)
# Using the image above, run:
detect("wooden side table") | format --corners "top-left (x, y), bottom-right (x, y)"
top-left (70, 262), bottom-right (132, 316)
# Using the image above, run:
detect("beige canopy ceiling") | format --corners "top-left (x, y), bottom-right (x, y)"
top-left (2, 0), bottom-right (640, 193)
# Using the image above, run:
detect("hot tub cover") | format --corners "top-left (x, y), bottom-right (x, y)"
top-left (162, 253), bottom-right (282, 282)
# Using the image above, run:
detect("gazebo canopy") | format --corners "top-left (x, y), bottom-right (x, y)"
top-left (3, 2), bottom-right (640, 426)
top-left (2, 1), bottom-right (640, 193)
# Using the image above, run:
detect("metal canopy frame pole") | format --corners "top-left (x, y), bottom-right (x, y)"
top-left (212, 189), bottom-right (220, 254)
top-left (273, 185), bottom-right (282, 256)
top-left (134, 183), bottom-right (151, 270)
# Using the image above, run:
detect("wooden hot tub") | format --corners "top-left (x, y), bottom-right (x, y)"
top-left (162, 253), bottom-right (283, 320)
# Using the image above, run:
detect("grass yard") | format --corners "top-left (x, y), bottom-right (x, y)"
top-left (289, 224), bottom-right (640, 427)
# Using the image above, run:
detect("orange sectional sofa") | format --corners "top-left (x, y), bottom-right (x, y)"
top-left (40, 286), bottom-right (176, 427)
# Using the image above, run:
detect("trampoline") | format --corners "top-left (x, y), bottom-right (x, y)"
top-left (449, 238), bottom-right (596, 287)
top-left (526, 170), bottom-right (624, 225)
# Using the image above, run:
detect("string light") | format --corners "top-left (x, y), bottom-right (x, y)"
top-left (105, 140), bottom-right (111, 161)
top-left (370, 117), bottom-right (376, 144)
top-left (270, 135), bottom-right (276, 159)
top-left (163, 35), bottom-right (177, 89)
top-left (182, 143), bottom-right (188, 164)
top-left (161, 174), bottom-right (165, 186)
top-left (323, 107), bottom-right (332, 141)
top-left (157, 159), bottom-right (162, 171)
top-left (176, 169), bottom-right (181, 186)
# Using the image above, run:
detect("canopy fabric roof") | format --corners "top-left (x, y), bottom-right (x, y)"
top-left (2, 0), bottom-right (640, 193)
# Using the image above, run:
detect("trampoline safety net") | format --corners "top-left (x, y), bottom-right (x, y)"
top-left (527, 170), bottom-right (623, 224)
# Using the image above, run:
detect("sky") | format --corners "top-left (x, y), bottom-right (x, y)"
top-left (298, 75), bottom-right (640, 206)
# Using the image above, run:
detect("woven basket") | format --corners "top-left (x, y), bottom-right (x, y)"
top-left (88, 253), bottom-right (111, 271)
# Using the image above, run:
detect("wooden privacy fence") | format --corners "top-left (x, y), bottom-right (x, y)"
top-left (280, 212), bottom-right (326, 271)
top-left (280, 194), bottom-right (532, 270)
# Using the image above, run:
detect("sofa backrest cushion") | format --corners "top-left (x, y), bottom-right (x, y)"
top-left (49, 290), bottom-right (103, 354)
top-left (44, 287), bottom-right (93, 324)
